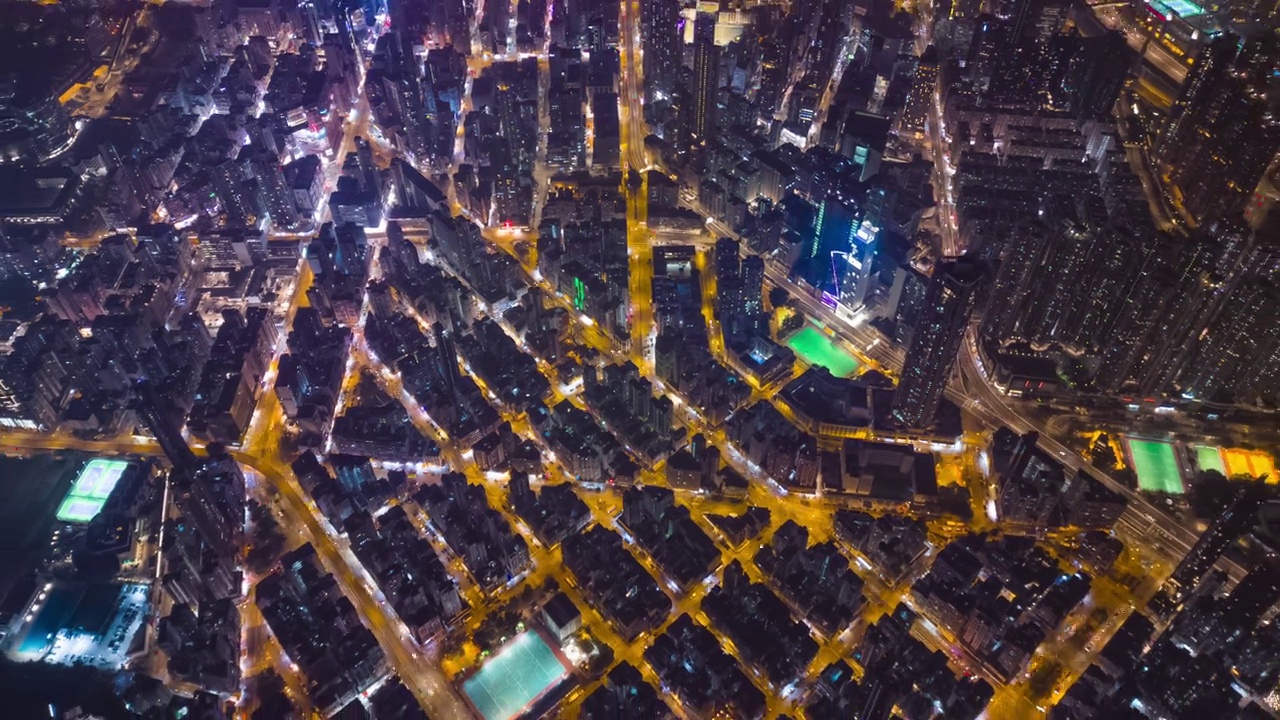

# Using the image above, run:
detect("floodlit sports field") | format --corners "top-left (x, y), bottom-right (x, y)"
top-left (1148, 0), bottom-right (1206, 18)
top-left (785, 325), bottom-right (861, 378)
top-left (1125, 438), bottom-right (1184, 494)
top-left (55, 458), bottom-right (130, 524)
top-left (462, 631), bottom-right (570, 720)
top-left (1194, 445), bottom-right (1227, 476)
top-left (1222, 448), bottom-right (1277, 484)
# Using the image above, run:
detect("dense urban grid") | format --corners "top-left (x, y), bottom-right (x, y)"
top-left (0, 0), bottom-right (1276, 718)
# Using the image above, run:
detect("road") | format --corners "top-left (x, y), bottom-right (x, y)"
top-left (917, 0), bottom-right (960, 257)
top-left (228, 238), bottom-right (473, 718)
top-left (1116, 102), bottom-right (1179, 232)
top-left (10, 0), bottom-right (1235, 715)
top-left (618, 0), bottom-right (656, 368)
top-left (687, 201), bottom-right (906, 373)
top-left (1091, 6), bottom-right (1190, 85)
top-left (441, 5), bottom-right (995, 708)
top-left (804, 21), bottom-right (862, 149)
top-left (954, 333), bottom-right (1243, 581)
top-left (0, 256), bottom-right (473, 718)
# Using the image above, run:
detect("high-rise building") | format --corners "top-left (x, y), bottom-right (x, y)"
top-left (1155, 484), bottom-right (1265, 616)
top-left (801, 195), bottom-right (860, 285)
top-left (640, 0), bottom-right (680, 105)
top-left (755, 37), bottom-right (790, 126)
top-left (1180, 277), bottom-right (1280, 404)
top-left (250, 149), bottom-right (300, 230)
top-left (981, 223), bottom-right (1048, 342)
top-left (1128, 222), bottom-right (1269, 402)
top-left (379, 31), bottom-right (434, 162)
top-left (893, 258), bottom-right (983, 428)
top-left (716, 237), bottom-right (764, 345)
top-left (690, 12), bottom-right (718, 144)
top-left (1245, 154), bottom-right (1280, 244)
top-left (714, 237), bottom-right (741, 316)
top-left (741, 255), bottom-right (764, 316)
top-left (137, 379), bottom-right (200, 469)
top-left (966, 16), bottom-right (1007, 91)
top-left (1005, 0), bottom-right (1064, 42)
top-left (1154, 33), bottom-right (1280, 224)
top-left (186, 455), bottom-right (248, 552)
top-left (212, 159), bottom-right (261, 228)
top-left (1013, 222), bottom-right (1105, 347)
top-left (833, 220), bottom-right (878, 311)
top-left (1222, 566), bottom-right (1280, 632)
top-left (887, 264), bottom-right (930, 346)
top-left (839, 111), bottom-right (891, 181)
top-left (1064, 31), bottom-right (1131, 121)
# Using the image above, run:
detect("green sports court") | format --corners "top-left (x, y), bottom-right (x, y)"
top-left (1124, 438), bottom-right (1184, 495)
top-left (55, 458), bottom-right (130, 524)
top-left (1194, 445), bottom-right (1227, 476)
top-left (462, 631), bottom-right (571, 720)
top-left (785, 325), bottom-right (861, 378)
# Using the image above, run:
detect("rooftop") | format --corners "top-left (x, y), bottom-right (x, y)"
top-left (1146, 0), bottom-right (1206, 18)
top-left (55, 458), bottom-right (130, 524)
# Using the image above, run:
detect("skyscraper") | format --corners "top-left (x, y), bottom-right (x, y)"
top-left (834, 220), bottom-right (878, 311)
top-left (1180, 277), bottom-right (1280, 404)
top-left (690, 12), bottom-right (718, 144)
top-left (981, 223), bottom-right (1049, 343)
top-left (741, 255), bottom-right (764, 316)
top-left (714, 237), bottom-right (741, 316)
top-left (893, 257), bottom-right (983, 428)
top-left (802, 194), bottom-right (859, 285)
top-left (640, 0), bottom-right (680, 106)
top-left (250, 149), bottom-right (300, 230)
top-left (1064, 31), bottom-right (1131, 121)
top-left (1155, 33), bottom-right (1280, 224)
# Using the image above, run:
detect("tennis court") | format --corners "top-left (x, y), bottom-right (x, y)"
top-left (56, 458), bottom-right (130, 524)
top-left (79, 459), bottom-right (127, 496)
top-left (1125, 438), bottom-right (1184, 494)
top-left (785, 325), bottom-right (861, 378)
top-left (462, 631), bottom-right (570, 720)
top-left (1222, 448), bottom-right (1277, 484)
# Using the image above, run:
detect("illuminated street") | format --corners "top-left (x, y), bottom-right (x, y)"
top-left (2, 0), bottom-right (1278, 718)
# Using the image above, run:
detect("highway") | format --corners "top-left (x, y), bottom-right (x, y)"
top-left (611, 0), bottom-right (1225, 659)
top-left (618, 0), bottom-right (657, 368)
top-left (1091, 5), bottom-right (1190, 86)
top-left (954, 333), bottom-right (1242, 580)
top-left (398, 24), bottom-right (947, 707)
